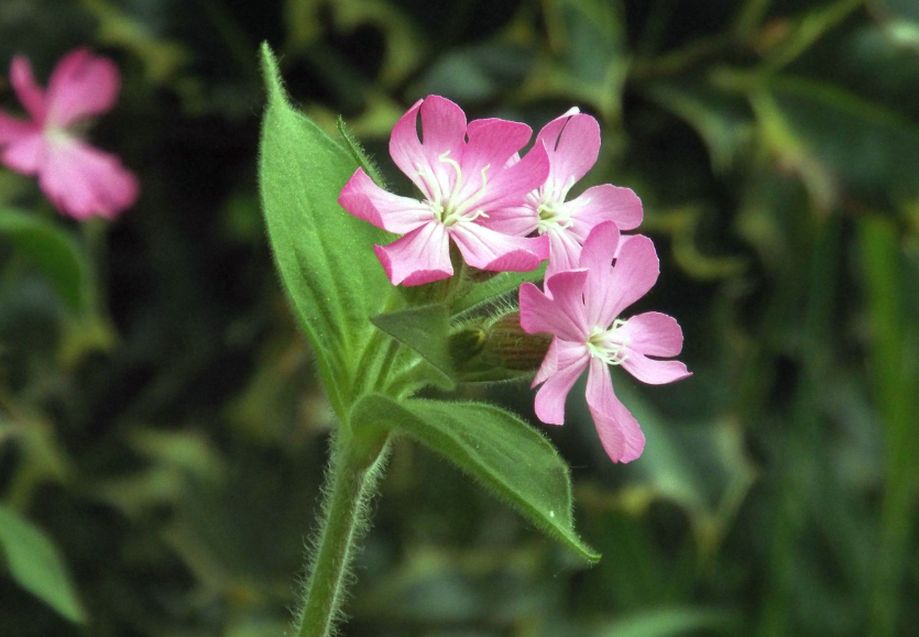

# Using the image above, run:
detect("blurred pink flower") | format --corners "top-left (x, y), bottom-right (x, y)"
top-left (338, 95), bottom-right (549, 286)
top-left (519, 222), bottom-right (691, 463)
top-left (0, 49), bottom-right (138, 220)
top-left (489, 108), bottom-right (643, 278)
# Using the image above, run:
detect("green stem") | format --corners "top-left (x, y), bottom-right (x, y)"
top-left (295, 434), bottom-right (388, 637)
top-left (860, 218), bottom-right (917, 637)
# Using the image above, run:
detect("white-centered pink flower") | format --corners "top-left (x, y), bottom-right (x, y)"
top-left (0, 49), bottom-right (139, 220)
top-left (338, 95), bottom-right (550, 286)
top-left (489, 108), bottom-right (643, 278)
top-left (519, 221), bottom-right (691, 463)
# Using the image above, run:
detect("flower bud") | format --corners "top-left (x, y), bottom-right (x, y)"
top-left (482, 312), bottom-right (551, 371)
top-left (449, 309), bottom-right (551, 383)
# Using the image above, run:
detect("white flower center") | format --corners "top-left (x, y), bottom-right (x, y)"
top-left (44, 127), bottom-right (75, 149)
top-left (586, 319), bottom-right (629, 365)
top-left (416, 151), bottom-right (491, 227)
top-left (534, 176), bottom-right (581, 235)
top-left (536, 199), bottom-right (573, 234)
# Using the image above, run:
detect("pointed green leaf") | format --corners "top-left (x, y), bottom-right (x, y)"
top-left (0, 504), bottom-right (86, 623)
top-left (351, 394), bottom-right (599, 563)
top-left (371, 303), bottom-right (455, 389)
top-left (258, 43), bottom-right (389, 416)
top-left (336, 116), bottom-right (387, 189)
top-left (451, 265), bottom-right (545, 318)
top-left (0, 208), bottom-right (92, 314)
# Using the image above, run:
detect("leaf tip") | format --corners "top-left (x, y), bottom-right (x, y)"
top-left (259, 42), bottom-right (285, 105)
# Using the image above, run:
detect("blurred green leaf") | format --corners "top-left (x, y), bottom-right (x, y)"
top-left (0, 504), bottom-right (86, 623)
top-left (371, 303), bottom-right (455, 390)
top-left (413, 42), bottom-right (534, 103)
top-left (768, 76), bottom-right (919, 205)
top-left (331, 0), bottom-right (425, 88)
top-left (602, 383), bottom-right (755, 552)
top-left (755, 0), bottom-right (862, 75)
top-left (258, 43), bottom-right (389, 418)
top-left (79, 0), bottom-right (188, 84)
top-left (529, 0), bottom-right (628, 121)
top-left (643, 81), bottom-right (752, 172)
top-left (0, 208), bottom-right (92, 315)
top-left (351, 394), bottom-right (600, 563)
top-left (597, 605), bottom-right (738, 636)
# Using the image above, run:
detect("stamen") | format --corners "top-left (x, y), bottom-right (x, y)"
top-left (586, 321), bottom-right (630, 366)
top-left (414, 161), bottom-right (442, 202)
top-left (438, 150), bottom-right (464, 205)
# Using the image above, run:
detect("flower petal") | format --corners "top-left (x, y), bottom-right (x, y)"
top-left (373, 222), bottom-right (453, 286)
top-left (621, 354), bottom-right (692, 385)
top-left (463, 118), bottom-right (531, 171)
top-left (0, 111), bottom-right (36, 145)
top-left (533, 339), bottom-right (589, 425)
top-left (585, 359), bottom-right (645, 463)
top-left (338, 168), bottom-right (432, 233)
top-left (389, 96), bottom-right (466, 199)
top-left (450, 222), bottom-right (547, 273)
top-left (568, 184), bottom-right (643, 237)
top-left (519, 273), bottom-right (588, 342)
top-left (10, 56), bottom-right (47, 122)
top-left (419, 95), bottom-right (467, 153)
top-left (619, 311), bottom-right (684, 357)
top-left (532, 337), bottom-right (559, 386)
top-left (545, 225), bottom-right (587, 279)
top-left (536, 109), bottom-right (600, 194)
top-left (585, 232), bottom-right (659, 327)
top-left (479, 203), bottom-right (538, 236)
top-left (45, 49), bottom-right (120, 127)
top-left (1, 130), bottom-right (45, 174)
top-left (475, 140), bottom-right (549, 211)
top-left (577, 219), bottom-right (620, 273)
top-left (39, 139), bottom-right (138, 219)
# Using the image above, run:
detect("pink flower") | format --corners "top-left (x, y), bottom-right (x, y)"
top-left (489, 108), bottom-right (643, 277)
top-left (0, 49), bottom-right (138, 220)
top-left (338, 95), bottom-right (550, 286)
top-left (518, 221), bottom-right (691, 463)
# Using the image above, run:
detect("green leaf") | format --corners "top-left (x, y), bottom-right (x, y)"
top-left (258, 43), bottom-right (389, 417)
top-left (351, 394), bottom-right (600, 563)
top-left (0, 504), bottom-right (86, 623)
top-left (0, 208), bottom-right (92, 314)
top-left (451, 265), bottom-right (545, 318)
top-left (371, 303), bottom-right (455, 390)
top-left (336, 116), bottom-right (387, 189)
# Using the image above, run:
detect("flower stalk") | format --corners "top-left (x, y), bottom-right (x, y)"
top-left (294, 432), bottom-right (389, 637)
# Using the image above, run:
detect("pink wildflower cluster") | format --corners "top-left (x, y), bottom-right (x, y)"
top-left (339, 95), bottom-right (690, 463)
top-left (0, 49), bottom-right (138, 220)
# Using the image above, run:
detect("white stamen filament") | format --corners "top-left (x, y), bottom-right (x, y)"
top-left (535, 175), bottom-right (578, 234)
top-left (415, 150), bottom-right (491, 227)
top-left (586, 319), bottom-right (629, 366)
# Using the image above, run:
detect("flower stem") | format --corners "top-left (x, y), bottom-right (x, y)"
top-left (294, 433), bottom-right (388, 637)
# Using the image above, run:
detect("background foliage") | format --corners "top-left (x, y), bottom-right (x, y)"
top-left (1, 0), bottom-right (918, 635)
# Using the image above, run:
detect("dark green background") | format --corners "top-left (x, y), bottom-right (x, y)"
top-left (1, 0), bottom-right (917, 635)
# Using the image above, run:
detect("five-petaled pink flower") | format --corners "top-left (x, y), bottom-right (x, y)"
top-left (490, 108), bottom-right (643, 278)
top-left (519, 221), bottom-right (691, 463)
top-left (338, 95), bottom-right (550, 286)
top-left (0, 49), bottom-right (139, 220)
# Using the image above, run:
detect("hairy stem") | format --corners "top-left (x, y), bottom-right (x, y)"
top-left (295, 434), bottom-right (388, 637)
